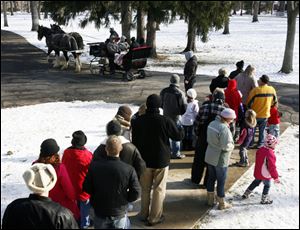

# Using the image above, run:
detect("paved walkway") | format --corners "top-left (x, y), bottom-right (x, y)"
top-left (1, 30), bottom-right (299, 229)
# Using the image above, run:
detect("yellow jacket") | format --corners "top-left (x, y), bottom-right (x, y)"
top-left (246, 85), bottom-right (277, 118)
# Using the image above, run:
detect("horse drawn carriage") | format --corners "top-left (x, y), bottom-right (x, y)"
top-left (88, 42), bottom-right (152, 81)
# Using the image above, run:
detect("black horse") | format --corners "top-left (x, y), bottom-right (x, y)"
top-left (37, 25), bottom-right (82, 72)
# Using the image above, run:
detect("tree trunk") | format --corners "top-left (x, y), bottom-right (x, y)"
top-left (121, 2), bottom-right (132, 42)
top-left (38, 1), bottom-right (41, 20)
top-left (280, 2), bottom-right (298, 73)
top-left (223, 16), bottom-right (230, 34)
top-left (3, 1), bottom-right (9, 27)
top-left (27, 1), bottom-right (30, 13)
top-left (240, 1), bottom-right (243, 16)
top-left (136, 6), bottom-right (145, 41)
top-left (258, 1), bottom-right (261, 14)
top-left (146, 11), bottom-right (157, 58)
top-left (252, 1), bottom-right (259, 22)
top-left (10, 1), bottom-right (14, 15)
top-left (277, 1), bottom-right (286, 16)
top-left (30, 1), bottom-right (39, 31)
top-left (183, 16), bottom-right (196, 52)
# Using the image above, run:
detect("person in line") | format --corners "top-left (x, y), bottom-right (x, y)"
top-left (2, 163), bottom-right (79, 229)
top-left (114, 105), bottom-right (133, 141)
top-left (183, 50), bottom-right (198, 92)
top-left (62, 131), bottom-right (93, 229)
top-left (234, 109), bottom-right (257, 167)
top-left (131, 103), bottom-right (147, 122)
top-left (209, 67), bottom-right (229, 94)
top-left (224, 78), bottom-right (242, 140)
top-left (235, 64), bottom-right (257, 113)
top-left (160, 74), bottom-right (187, 159)
top-left (242, 134), bottom-right (280, 204)
top-left (180, 88), bottom-right (199, 151)
top-left (93, 120), bottom-right (146, 179)
top-left (131, 94), bottom-right (184, 226)
top-left (35, 138), bottom-right (80, 221)
top-left (228, 60), bottom-right (244, 79)
top-left (247, 75), bottom-right (278, 148)
top-left (267, 102), bottom-right (282, 138)
top-left (191, 88), bottom-right (233, 188)
top-left (83, 135), bottom-right (141, 229)
top-left (205, 108), bottom-right (236, 210)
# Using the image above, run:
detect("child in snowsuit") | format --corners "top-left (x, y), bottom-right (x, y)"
top-left (235, 109), bottom-right (257, 167)
top-left (267, 102), bottom-right (282, 138)
top-left (242, 134), bottom-right (280, 204)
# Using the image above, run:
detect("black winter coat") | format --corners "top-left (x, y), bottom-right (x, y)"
top-left (83, 156), bottom-right (140, 218)
top-left (131, 108), bottom-right (185, 168)
top-left (184, 55), bottom-right (198, 82)
top-left (2, 194), bottom-right (79, 229)
top-left (92, 136), bottom-right (146, 179)
top-left (209, 74), bottom-right (229, 93)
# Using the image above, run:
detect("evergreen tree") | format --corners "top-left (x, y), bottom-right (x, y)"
top-left (175, 1), bottom-right (232, 52)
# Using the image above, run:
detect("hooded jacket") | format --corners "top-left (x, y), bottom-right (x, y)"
top-left (224, 79), bottom-right (242, 120)
top-left (184, 55), bottom-right (198, 82)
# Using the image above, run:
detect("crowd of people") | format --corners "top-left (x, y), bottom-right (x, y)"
top-left (2, 54), bottom-right (281, 229)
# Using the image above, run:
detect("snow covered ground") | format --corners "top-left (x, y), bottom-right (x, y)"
top-left (1, 12), bottom-right (299, 84)
top-left (1, 11), bottom-right (299, 228)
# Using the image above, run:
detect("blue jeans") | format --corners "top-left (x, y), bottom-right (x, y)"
top-left (252, 118), bottom-right (268, 146)
top-left (79, 200), bottom-right (91, 229)
top-left (170, 120), bottom-right (182, 156)
top-left (94, 214), bottom-right (130, 229)
top-left (268, 124), bottom-right (280, 138)
top-left (239, 146), bottom-right (249, 164)
top-left (206, 164), bottom-right (228, 198)
top-left (247, 179), bottom-right (271, 195)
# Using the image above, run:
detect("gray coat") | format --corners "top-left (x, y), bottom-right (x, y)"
top-left (205, 116), bottom-right (234, 167)
top-left (235, 72), bottom-right (257, 105)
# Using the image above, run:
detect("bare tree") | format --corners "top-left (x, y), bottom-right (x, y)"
top-left (280, 1), bottom-right (299, 73)
top-left (252, 1), bottom-right (259, 22)
top-left (9, 1), bottom-right (13, 15)
top-left (3, 1), bottom-right (9, 27)
top-left (30, 1), bottom-right (39, 31)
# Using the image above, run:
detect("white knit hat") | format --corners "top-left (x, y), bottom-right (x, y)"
top-left (187, 88), bottom-right (197, 99)
top-left (220, 108), bottom-right (236, 119)
top-left (23, 163), bottom-right (57, 194)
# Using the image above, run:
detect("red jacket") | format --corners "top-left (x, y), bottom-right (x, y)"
top-left (268, 106), bottom-right (281, 125)
top-left (62, 146), bottom-right (93, 202)
top-left (49, 163), bottom-right (80, 220)
top-left (254, 146), bottom-right (279, 180)
top-left (225, 79), bottom-right (242, 120)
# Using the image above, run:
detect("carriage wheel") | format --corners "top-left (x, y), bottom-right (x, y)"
top-left (123, 72), bottom-right (134, 81)
top-left (137, 70), bottom-right (146, 79)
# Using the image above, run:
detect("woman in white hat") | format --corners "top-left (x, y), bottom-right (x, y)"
top-left (204, 108), bottom-right (236, 210)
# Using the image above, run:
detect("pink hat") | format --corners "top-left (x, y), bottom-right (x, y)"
top-left (220, 108), bottom-right (236, 119)
top-left (264, 134), bottom-right (278, 149)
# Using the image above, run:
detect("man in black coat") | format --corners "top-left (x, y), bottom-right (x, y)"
top-left (83, 135), bottom-right (140, 229)
top-left (184, 51), bottom-right (198, 92)
top-left (2, 163), bottom-right (79, 229)
top-left (93, 119), bottom-right (146, 179)
top-left (209, 67), bottom-right (229, 93)
top-left (131, 94), bottom-right (184, 226)
top-left (229, 60), bottom-right (244, 79)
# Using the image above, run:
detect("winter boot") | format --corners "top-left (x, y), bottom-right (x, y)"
top-left (216, 196), bottom-right (232, 210)
top-left (207, 192), bottom-right (216, 207)
top-left (260, 194), bottom-right (273, 204)
top-left (242, 189), bottom-right (252, 199)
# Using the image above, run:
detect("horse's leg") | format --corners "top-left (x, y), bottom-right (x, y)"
top-left (46, 49), bottom-right (51, 63)
top-left (74, 52), bottom-right (81, 72)
top-left (61, 51), bottom-right (69, 70)
top-left (53, 51), bottom-right (61, 68)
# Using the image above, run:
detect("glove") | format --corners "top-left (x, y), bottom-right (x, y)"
top-left (274, 178), bottom-right (280, 184)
